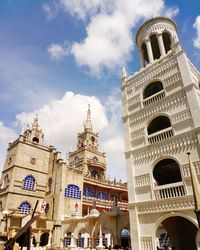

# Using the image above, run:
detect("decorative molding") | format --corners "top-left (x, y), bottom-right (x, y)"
top-left (131, 128), bottom-right (145, 141)
top-left (163, 72), bottom-right (182, 89)
top-left (129, 90), bottom-right (187, 127)
top-left (136, 196), bottom-right (194, 214)
top-left (132, 132), bottom-right (198, 165)
top-left (135, 174), bottom-right (150, 188)
top-left (171, 109), bottom-right (192, 125)
top-left (140, 236), bottom-right (153, 250)
top-left (126, 52), bottom-right (178, 96)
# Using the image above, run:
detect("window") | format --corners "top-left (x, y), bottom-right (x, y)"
top-left (83, 188), bottom-right (94, 197)
top-left (65, 184), bottom-right (81, 199)
top-left (74, 156), bottom-right (80, 164)
top-left (77, 233), bottom-right (84, 247)
top-left (147, 116), bottom-right (171, 135)
top-left (19, 202), bottom-right (31, 214)
top-left (65, 233), bottom-right (71, 247)
top-left (91, 170), bottom-right (99, 178)
top-left (32, 137), bottom-right (39, 143)
top-left (97, 192), bottom-right (108, 201)
top-left (23, 175), bottom-right (35, 190)
top-left (92, 156), bottom-right (98, 162)
top-left (47, 178), bottom-right (53, 192)
top-left (143, 81), bottom-right (163, 99)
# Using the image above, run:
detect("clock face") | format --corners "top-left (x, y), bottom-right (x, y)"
top-left (91, 136), bottom-right (95, 142)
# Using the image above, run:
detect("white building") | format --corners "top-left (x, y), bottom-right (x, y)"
top-left (121, 16), bottom-right (200, 250)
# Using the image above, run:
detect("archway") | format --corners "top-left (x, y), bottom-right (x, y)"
top-left (156, 216), bottom-right (198, 250)
top-left (120, 229), bottom-right (130, 248)
top-left (40, 232), bottom-right (49, 246)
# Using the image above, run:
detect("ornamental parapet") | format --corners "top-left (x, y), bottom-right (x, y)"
top-left (87, 159), bottom-right (106, 170)
top-left (129, 195), bottom-right (194, 214)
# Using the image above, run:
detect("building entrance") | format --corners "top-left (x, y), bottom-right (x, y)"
top-left (156, 216), bottom-right (198, 250)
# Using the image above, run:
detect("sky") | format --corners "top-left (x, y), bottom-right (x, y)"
top-left (0, 0), bottom-right (200, 181)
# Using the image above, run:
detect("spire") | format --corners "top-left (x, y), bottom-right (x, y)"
top-left (121, 65), bottom-right (127, 81)
top-left (84, 104), bottom-right (93, 131)
top-left (32, 114), bottom-right (39, 131)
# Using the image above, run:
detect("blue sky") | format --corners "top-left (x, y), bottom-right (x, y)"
top-left (0, 0), bottom-right (200, 180)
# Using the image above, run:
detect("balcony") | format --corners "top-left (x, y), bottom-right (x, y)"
top-left (87, 159), bottom-right (106, 170)
top-left (143, 90), bottom-right (165, 107)
top-left (154, 182), bottom-right (186, 200)
top-left (148, 127), bottom-right (173, 144)
top-left (83, 196), bottom-right (128, 210)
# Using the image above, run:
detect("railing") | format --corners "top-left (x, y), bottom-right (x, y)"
top-left (182, 161), bottom-right (200, 178)
top-left (143, 90), bottom-right (165, 106)
top-left (135, 174), bottom-right (150, 188)
top-left (154, 182), bottom-right (186, 200)
top-left (148, 127), bottom-right (173, 144)
top-left (83, 196), bottom-right (128, 209)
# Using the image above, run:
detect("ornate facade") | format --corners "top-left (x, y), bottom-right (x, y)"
top-left (122, 17), bottom-right (200, 250)
top-left (0, 107), bottom-right (129, 249)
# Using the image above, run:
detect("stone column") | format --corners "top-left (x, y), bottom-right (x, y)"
top-left (145, 39), bottom-right (154, 63)
top-left (139, 49), bottom-right (145, 67)
top-left (157, 33), bottom-right (166, 57)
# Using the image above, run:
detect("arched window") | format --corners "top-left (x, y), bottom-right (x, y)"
top-left (64, 232), bottom-right (71, 247)
top-left (65, 184), bottom-right (81, 199)
top-left (40, 232), bottom-right (49, 246)
top-left (32, 137), bottom-right (39, 143)
top-left (19, 201), bottom-right (31, 214)
top-left (163, 32), bottom-right (171, 53)
top-left (74, 156), bottom-right (80, 164)
top-left (23, 176), bottom-right (35, 190)
top-left (143, 81), bottom-right (163, 99)
top-left (92, 156), bottom-right (98, 162)
top-left (91, 170), bottom-right (99, 178)
top-left (77, 233), bottom-right (84, 247)
top-left (97, 192), bottom-right (108, 201)
top-left (153, 159), bottom-right (182, 186)
top-left (47, 178), bottom-right (53, 192)
top-left (83, 188), bottom-right (94, 197)
top-left (147, 116), bottom-right (171, 135)
top-left (150, 34), bottom-right (161, 60)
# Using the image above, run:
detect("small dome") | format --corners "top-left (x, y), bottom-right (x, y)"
top-left (89, 209), bottom-right (100, 216)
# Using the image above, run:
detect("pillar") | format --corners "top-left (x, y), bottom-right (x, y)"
top-left (145, 39), bottom-right (154, 63)
top-left (139, 49), bottom-right (145, 67)
top-left (157, 33), bottom-right (166, 57)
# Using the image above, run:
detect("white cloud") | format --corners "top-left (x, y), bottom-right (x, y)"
top-left (0, 122), bottom-right (17, 172)
top-left (193, 16), bottom-right (200, 49)
top-left (45, 0), bottom-right (179, 76)
top-left (47, 42), bottom-right (70, 60)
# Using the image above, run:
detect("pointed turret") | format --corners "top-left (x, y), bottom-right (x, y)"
top-left (121, 65), bottom-right (127, 80)
top-left (84, 104), bottom-right (93, 131)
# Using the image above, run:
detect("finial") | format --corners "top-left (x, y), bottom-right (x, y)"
top-left (121, 66), bottom-right (127, 81)
top-left (32, 113), bottom-right (39, 130)
top-left (84, 104), bottom-right (93, 131)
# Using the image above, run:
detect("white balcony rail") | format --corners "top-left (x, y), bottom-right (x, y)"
top-left (143, 90), bottom-right (165, 106)
top-left (154, 182), bottom-right (186, 200)
top-left (148, 127), bottom-right (173, 144)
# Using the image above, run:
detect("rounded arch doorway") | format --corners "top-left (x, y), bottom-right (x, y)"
top-left (155, 215), bottom-right (198, 250)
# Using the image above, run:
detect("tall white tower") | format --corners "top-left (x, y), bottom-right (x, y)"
top-left (121, 17), bottom-right (200, 250)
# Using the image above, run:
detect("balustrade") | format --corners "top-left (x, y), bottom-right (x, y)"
top-left (143, 90), bottom-right (165, 106)
top-left (148, 127), bottom-right (173, 144)
top-left (154, 182), bottom-right (185, 200)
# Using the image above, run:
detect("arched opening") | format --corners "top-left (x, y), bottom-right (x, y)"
top-left (143, 81), bottom-right (163, 99)
top-left (64, 232), bottom-right (72, 247)
top-left (163, 32), bottom-right (171, 53)
top-left (120, 229), bottom-right (130, 248)
top-left (156, 216), bottom-right (198, 250)
top-left (141, 42), bottom-right (149, 66)
top-left (40, 232), bottom-right (49, 246)
top-left (150, 34), bottom-right (161, 60)
top-left (147, 116), bottom-right (171, 135)
top-left (153, 159), bottom-right (182, 185)
top-left (32, 137), bottom-right (39, 143)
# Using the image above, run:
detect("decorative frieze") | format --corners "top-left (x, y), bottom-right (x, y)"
top-left (171, 109), bottom-right (192, 125)
top-left (131, 128), bottom-right (145, 141)
top-left (126, 52), bottom-right (178, 96)
top-left (140, 236), bottom-right (153, 250)
top-left (132, 132), bottom-right (198, 165)
top-left (182, 161), bottom-right (200, 178)
top-left (163, 72), bottom-right (182, 89)
top-left (137, 196), bottom-right (194, 214)
top-left (129, 90), bottom-right (187, 127)
top-left (135, 174), bottom-right (150, 188)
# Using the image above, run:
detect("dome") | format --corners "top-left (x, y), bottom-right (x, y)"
top-left (89, 209), bottom-right (100, 216)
